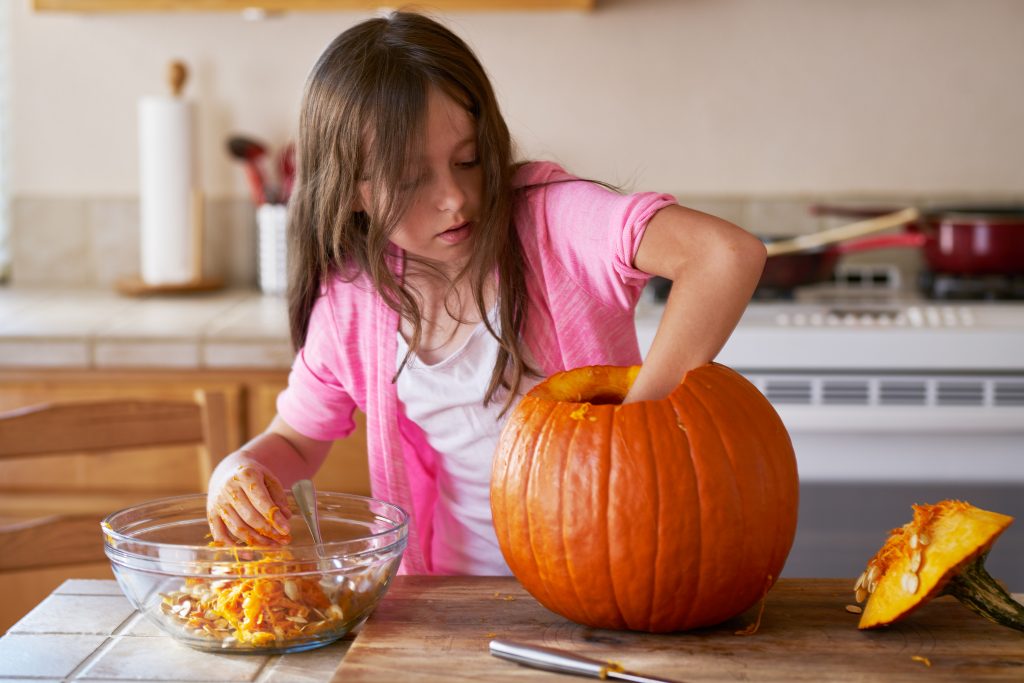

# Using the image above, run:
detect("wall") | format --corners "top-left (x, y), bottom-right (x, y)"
top-left (12, 0), bottom-right (1024, 199)
top-left (7, 0), bottom-right (1024, 285)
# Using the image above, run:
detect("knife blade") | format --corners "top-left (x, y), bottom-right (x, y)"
top-left (489, 639), bottom-right (685, 683)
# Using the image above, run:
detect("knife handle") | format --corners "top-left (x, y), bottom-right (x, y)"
top-left (489, 639), bottom-right (620, 678)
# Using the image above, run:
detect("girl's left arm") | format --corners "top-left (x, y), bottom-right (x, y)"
top-left (622, 204), bottom-right (767, 403)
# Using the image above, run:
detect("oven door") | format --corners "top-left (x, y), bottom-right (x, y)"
top-left (745, 372), bottom-right (1024, 592)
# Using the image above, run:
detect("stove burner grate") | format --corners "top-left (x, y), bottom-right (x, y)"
top-left (919, 271), bottom-right (1024, 301)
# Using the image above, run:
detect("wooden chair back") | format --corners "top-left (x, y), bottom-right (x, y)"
top-left (0, 389), bottom-right (230, 572)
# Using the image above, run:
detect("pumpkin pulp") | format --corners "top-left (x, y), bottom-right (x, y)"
top-left (529, 365), bottom-right (640, 405)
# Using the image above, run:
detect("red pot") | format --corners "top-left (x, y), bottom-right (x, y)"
top-left (811, 204), bottom-right (1024, 275)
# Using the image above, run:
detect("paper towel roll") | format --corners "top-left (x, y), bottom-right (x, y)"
top-left (138, 96), bottom-right (198, 285)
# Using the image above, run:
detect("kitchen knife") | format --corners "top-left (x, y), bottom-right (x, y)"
top-left (489, 639), bottom-right (684, 683)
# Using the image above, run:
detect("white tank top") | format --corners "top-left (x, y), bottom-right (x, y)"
top-left (396, 306), bottom-right (538, 575)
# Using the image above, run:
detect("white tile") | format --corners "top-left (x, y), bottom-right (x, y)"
top-left (0, 339), bottom-right (91, 367)
top-left (204, 295), bottom-right (289, 341)
top-left (258, 639), bottom-right (352, 683)
top-left (88, 198), bottom-right (142, 289)
top-left (10, 198), bottom-right (93, 287)
top-left (203, 342), bottom-right (294, 369)
top-left (117, 612), bottom-right (166, 637)
top-left (0, 290), bottom-right (134, 337)
top-left (100, 293), bottom-right (247, 339)
top-left (55, 579), bottom-right (124, 596)
top-left (80, 636), bottom-right (268, 681)
top-left (207, 199), bottom-right (258, 289)
top-left (0, 634), bottom-right (107, 678)
top-left (744, 198), bottom-right (824, 237)
top-left (0, 287), bottom-right (59, 319)
top-left (10, 595), bottom-right (135, 635)
top-left (93, 340), bottom-right (200, 368)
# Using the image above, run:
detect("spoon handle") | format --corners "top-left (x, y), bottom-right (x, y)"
top-left (291, 479), bottom-right (324, 546)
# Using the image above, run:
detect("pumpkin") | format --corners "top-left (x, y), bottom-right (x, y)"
top-left (856, 500), bottom-right (1023, 632)
top-left (490, 363), bottom-right (799, 632)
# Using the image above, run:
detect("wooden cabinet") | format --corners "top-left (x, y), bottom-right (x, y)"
top-left (0, 368), bottom-right (370, 633)
top-left (33, 1), bottom-right (594, 12)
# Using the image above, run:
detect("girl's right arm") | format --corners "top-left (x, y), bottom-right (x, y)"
top-left (206, 415), bottom-right (334, 545)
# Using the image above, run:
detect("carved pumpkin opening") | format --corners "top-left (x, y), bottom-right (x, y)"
top-left (528, 365), bottom-right (640, 405)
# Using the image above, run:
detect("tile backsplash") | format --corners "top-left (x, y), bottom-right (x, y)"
top-left (10, 192), bottom-right (1021, 289)
top-left (10, 196), bottom-right (257, 288)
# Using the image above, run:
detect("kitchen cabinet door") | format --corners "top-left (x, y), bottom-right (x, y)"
top-left (33, 1), bottom-right (594, 12)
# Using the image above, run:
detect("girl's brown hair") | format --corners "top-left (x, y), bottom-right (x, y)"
top-left (288, 11), bottom-right (534, 412)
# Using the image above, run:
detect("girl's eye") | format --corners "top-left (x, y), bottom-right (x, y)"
top-left (456, 158), bottom-right (480, 169)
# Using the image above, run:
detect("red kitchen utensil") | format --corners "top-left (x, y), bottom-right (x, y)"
top-left (812, 204), bottom-right (1024, 275)
top-left (226, 135), bottom-right (269, 205)
top-left (757, 208), bottom-right (919, 291)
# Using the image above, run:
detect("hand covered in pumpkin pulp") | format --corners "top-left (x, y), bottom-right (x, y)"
top-left (207, 462), bottom-right (293, 546)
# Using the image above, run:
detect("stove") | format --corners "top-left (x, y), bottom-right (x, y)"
top-left (635, 264), bottom-right (1024, 588)
top-left (919, 270), bottom-right (1024, 300)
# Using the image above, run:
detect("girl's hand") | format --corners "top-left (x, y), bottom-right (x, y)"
top-left (206, 460), bottom-right (293, 546)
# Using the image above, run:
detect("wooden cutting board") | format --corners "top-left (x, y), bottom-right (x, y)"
top-left (333, 576), bottom-right (1024, 682)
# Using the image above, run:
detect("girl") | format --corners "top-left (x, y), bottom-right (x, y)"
top-left (207, 11), bottom-right (766, 575)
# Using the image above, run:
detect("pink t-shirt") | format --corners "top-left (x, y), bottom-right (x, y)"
top-left (277, 161), bottom-right (677, 574)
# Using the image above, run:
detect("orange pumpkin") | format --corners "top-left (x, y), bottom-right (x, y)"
top-left (490, 363), bottom-right (799, 632)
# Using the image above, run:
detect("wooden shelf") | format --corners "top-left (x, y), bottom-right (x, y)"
top-left (34, 0), bottom-right (594, 12)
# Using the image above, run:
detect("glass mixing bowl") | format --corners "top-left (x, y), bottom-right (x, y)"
top-left (102, 492), bottom-right (408, 654)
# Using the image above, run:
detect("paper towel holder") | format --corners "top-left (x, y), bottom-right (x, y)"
top-left (117, 187), bottom-right (223, 296)
top-left (117, 61), bottom-right (224, 297)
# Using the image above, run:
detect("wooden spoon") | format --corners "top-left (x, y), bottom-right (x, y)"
top-left (764, 207), bottom-right (920, 257)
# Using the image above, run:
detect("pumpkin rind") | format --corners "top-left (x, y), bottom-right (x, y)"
top-left (857, 501), bottom-right (1022, 631)
top-left (490, 363), bottom-right (799, 632)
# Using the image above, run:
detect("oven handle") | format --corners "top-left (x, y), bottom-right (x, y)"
top-left (774, 406), bottom-right (1024, 433)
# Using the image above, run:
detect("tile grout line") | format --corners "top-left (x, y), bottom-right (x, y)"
top-left (61, 635), bottom-right (118, 682)
top-left (251, 653), bottom-right (280, 683)
top-left (59, 608), bottom-right (138, 681)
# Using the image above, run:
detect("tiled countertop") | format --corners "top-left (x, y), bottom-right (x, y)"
top-left (0, 288), bottom-right (293, 370)
top-left (0, 580), bottom-right (351, 682)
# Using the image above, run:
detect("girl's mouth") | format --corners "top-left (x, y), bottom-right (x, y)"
top-left (437, 221), bottom-right (472, 244)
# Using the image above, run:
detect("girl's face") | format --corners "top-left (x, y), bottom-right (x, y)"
top-left (360, 87), bottom-right (483, 269)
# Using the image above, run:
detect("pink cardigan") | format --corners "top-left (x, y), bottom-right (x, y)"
top-left (277, 161), bottom-right (677, 573)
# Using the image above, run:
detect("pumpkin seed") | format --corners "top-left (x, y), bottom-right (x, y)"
top-left (902, 572), bottom-right (919, 595)
top-left (855, 587), bottom-right (868, 604)
top-left (910, 550), bottom-right (922, 572)
top-left (845, 604), bottom-right (863, 614)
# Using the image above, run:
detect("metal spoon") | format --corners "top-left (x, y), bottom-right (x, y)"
top-left (291, 479), bottom-right (324, 547)
top-left (291, 479), bottom-right (337, 597)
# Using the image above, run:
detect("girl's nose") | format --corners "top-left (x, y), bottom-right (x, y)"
top-left (435, 169), bottom-right (466, 214)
